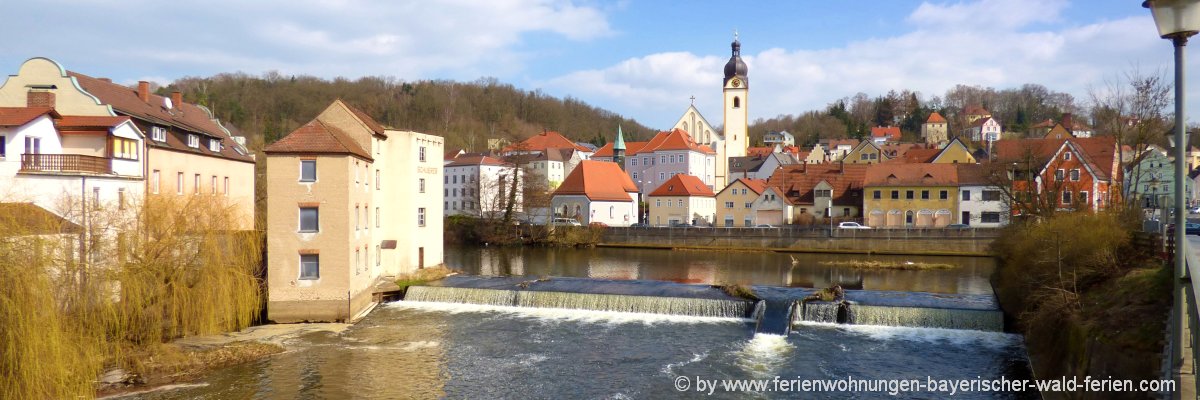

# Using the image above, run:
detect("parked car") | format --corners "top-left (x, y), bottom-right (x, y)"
top-left (837, 222), bottom-right (871, 229)
top-left (944, 224), bottom-right (970, 229)
top-left (754, 224), bottom-right (777, 228)
top-left (1191, 206), bottom-right (1200, 214)
top-left (551, 218), bottom-right (581, 227)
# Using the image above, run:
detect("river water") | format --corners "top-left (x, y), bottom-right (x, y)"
top-left (126, 246), bottom-right (1034, 399)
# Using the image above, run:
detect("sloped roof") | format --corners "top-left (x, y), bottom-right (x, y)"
top-left (822, 138), bottom-right (860, 148)
top-left (649, 174), bottom-right (714, 197)
top-left (969, 116), bottom-right (997, 128)
top-left (552, 160), bottom-right (637, 201)
top-left (67, 71), bottom-right (253, 162)
top-left (341, 100), bottom-right (387, 137)
top-left (992, 136), bottom-right (1117, 180)
top-left (728, 156), bottom-right (767, 174)
top-left (504, 131), bottom-right (590, 153)
top-left (747, 147), bottom-right (773, 157)
top-left (445, 155), bottom-right (510, 167)
top-left (1031, 118), bottom-right (1057, 129)
top-left (965, 105), bottom-right (991, 116)
top-left (766, 163), bottom-right (870, 206)
top-left (0, 107), bottom-right (58, 127)
top-left (926, 112), bottom-right (947, 124)
top-left (870, 126), bottom-right (902, 141)
top-left (864, 163), bottom-right (960, 187)
top-left (718, 178), bottom-right (769, 197)
top-left (955, 163), bottom-right (996, 186)
top-left (264, 119), bottom-right (372, 160)
top-left (55, 115), bottom-right (130, 130)
top-left (890, 148), bottom-right (940, 163)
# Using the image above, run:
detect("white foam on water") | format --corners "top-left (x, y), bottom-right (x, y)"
top-left (661, 351), bottom-right (709, 375)
top-left (794, 321), bottom-right (1021, 350)
top-left (99, 383), bottom-right (211, 399)
top-left (391, 300), bottom-right (751, 325)
top-left (518, 353), bottom-right (548, 366)
top-left (734, 333), bottom-right (795, 378)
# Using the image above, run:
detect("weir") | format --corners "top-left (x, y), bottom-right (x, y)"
top-left (753, 299), bottom-right (796, 335)
top-left (797, 301), bottom-right (1003, 332)
top-left (404, 286), bottom-right (753, 319)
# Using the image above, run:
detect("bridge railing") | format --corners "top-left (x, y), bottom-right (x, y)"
top-left (1171, 236), bottom-right (1200, 399)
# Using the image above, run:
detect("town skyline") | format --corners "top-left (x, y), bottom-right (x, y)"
top-left (0, 0), bottom-right (1178, 130)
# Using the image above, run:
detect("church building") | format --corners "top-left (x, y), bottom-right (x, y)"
top-left (668, 34), bottom-right (748, 190)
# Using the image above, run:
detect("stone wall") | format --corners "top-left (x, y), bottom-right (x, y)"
top-left (599, 227), bottom-right (998, 255)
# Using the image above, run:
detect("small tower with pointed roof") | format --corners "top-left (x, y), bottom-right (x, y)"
top-left (613, 125), bottom-right (627, 170)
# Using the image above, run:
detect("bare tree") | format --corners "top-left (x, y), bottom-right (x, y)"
top-left (1088, 66), bottom-right (1172, 209)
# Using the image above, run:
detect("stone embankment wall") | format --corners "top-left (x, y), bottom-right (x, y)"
top-left (599, 227), bottom-right (998, 256)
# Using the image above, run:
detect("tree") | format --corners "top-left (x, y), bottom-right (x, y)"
top-left (1088, 67), bottom-right (1172, 208)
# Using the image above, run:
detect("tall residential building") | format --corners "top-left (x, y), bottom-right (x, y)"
top-left (0, 57), bottom-right (256, 229)
top-left (591, 129), bottom-right (716, 197)
top-left (264, 100), bottom-right (443, 323)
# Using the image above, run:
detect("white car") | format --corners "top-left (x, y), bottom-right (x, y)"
top-left (837, 222), bottom-right (871, 229)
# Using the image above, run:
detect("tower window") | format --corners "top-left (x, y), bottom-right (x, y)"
top-left (733, 97), bottom-right (741, 108)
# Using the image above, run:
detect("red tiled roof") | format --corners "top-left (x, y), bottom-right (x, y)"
top-left (926, 112), bottom-right (947, 124)
top-left (649, 174), bottom-right (714, 197)
top-left (720, 178), bottom-right (769, 196)
top-left (747, 147), bottom-right (773, 157)
top-left (445, 155), bottom-right (509, 167)
top-left (965, 105), bottom-right (991, 116)
top-left (0, 107), bottom-right (57, 127)
top-left (870, 126), bottom-right (902, 141)
top-left (552, 160), bottom-right (637, 201)
top-left (891, 148), bottom-right (940, 164)
top-left (504, 131), bottom-right (590, 153)
top-left (342, 101), bottom-right (387, 137)
top-left (593, 129), bottom-right (714, 157)
top-left (1031, 119), bottom-right (1056, 129)
top-left (264, 119), bottom-right (372, 160)
top-left (67, 71), bottom-right (254, 163)
top-left (992, 136), bottom-right (1117, 180)
top-left (766, 163), bottom-right (870, 206)
top-left (55, 115), bottom-right (130, 130)
top-left (955, 164), bottom-right (996, 186)
top-left (864, 163), bottom-right (960, 186)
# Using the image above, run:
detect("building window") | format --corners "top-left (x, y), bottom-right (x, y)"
top-left (891, 190), bottom-right (899, 199)
top-left (355, 206), bottom-right (360, 230)
top-left (982, 190), bottom-right (1001, 201)
top-left (725, 217), bottom-right (734, 227)
top-left (376, 245), bottom-right (381, 266)
top-left (921, 190), bottom-right (929, 200)
top-left (815, 189), bottom-right (832, 197)
top-left (211, 176), bottom-right (217, 195)
top-left (744, 202), bottom-right (752, 208)
top-left (725, 201), bottom-right (734, 208)
top-left (176, 172), bottom-right (183, 195)
top-left (643, 157), bottom-right (649, 165)
top-left (151, 170), bottom-right (160, 194)
top-left (1055, 169), bottom-right (1064, 181)
top-left (151, 126), bottom-right (167, 142)
top-left (376, 207), bottom-right (380, 228)
top-left (118, 188), bottom-right (125, 210)
top-left (1064, 152), bottom-right (1072, 161)
top-left (632, 158), bottom-right (638, 166)
top-left (1062, 191), bottom-right (1072, 204)
top-left (377, 170), bottom-right (382, 189)
top-left (744, 217), bottom-right (752, 227)
top-left (843, 208), bottom-right (851, 217)
top-left (981, 212), bottom-right (1002, 223)
top-left (300, 160), bottom-right (316, 182)
top-left (187, 134), bottom-right (199, 148)
top-left (299, 207), bottom-right (319, 232)
top-left (873, 190), bottom-right (881, 199)
top-left (632, 172), bottom-right (638, 180)
top-left (906, 190), bottom-right (914, 199)
top-left (91, 187), bottom-right (100, 210)
top-left (194, 174), bottom-right (201, 194)
top-left (1079, 191), bottom-right (1089, 204)
top-left (661, 155), bottom-right (667, 164)
top-left (419, 178), bottom-right (425, 193)
top-left (418, 207), bottom-right (426, 227)
top-left (962, 190), bottom-right (971, 201)
top-left (24, 136), bottom-right (41, 154)
top-left (1070, 169), bottom-right (1080, 181)
top-left (419, 146), bottom-right (427, 162)
top-left (299, 254), bottom-right (319, 280)
top-left (208, 138), bottom-right (221, 152)
top-left (659, 172), bottom-right (665, 181)
top-left (224, 177), bottom-right (229, 196)
top-left (111, 137), bottom-right (139, 160)
top-left (733, 96), bottom-right (741, 108)
top-left (939, 190), bottom-right (948, 200)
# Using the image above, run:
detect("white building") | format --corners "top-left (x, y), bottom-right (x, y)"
top-left (957, 164), bottom-right (1008, 227)
top-left (763, 130), bottom-right (795, 147)
top-left (965, 117), bottom-right (1002, 143)
top-left (444, 155), bottom-right (521, 217)
top-left (550, 160), bottom-right (638, 227)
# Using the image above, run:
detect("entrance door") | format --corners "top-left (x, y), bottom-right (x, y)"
top-left (418, 247), bottom-right (424, 269)
top-left (961, 211), bottom-right (970, 225)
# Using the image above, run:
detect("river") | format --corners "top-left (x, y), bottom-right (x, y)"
top-left (124, 246), bottom-right (1034, 399)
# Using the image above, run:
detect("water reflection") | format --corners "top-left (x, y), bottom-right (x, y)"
top-left (446, 246), bottom-right (996, 295)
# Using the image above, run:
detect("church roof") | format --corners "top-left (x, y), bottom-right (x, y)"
top-left (723, 36), bottom-right (748, 84)
top-left (614, 125), bottom-right (626, 151)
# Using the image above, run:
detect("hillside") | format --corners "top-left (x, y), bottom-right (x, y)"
top-left (162, 73), bottom-right (655, 153)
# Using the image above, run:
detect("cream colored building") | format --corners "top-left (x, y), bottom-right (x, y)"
top-left (714, 178), bottom-right (767, 227)
top-left (647, 174), bottom-right (715, 226)
top-left (0, 57), bottom-right (257, 229)
top-left (921, 112), bottom-right (948, 146)
top-left (265, 100), bottom-right (443, 323)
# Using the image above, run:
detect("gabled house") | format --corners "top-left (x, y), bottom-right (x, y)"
top-left (647, 174), bottom-right (715, 226)
top-left (753, 186), bottom-right (795, 226)
top-left (715, 178), bottom-right (768, 227)
top-left (802, 144), bottom-right (827, 164)
top-left (501, 131), bottom-right (592, 157)
top-left (930, 137), bottom-right (977, 164)
top-left (821, 138), bottom-right (859, 162)
top-left (726, 152), bottom-right (796, 181)
top-left (763, 130), bottom-right (796, 147)
top-left (551, 160), bottom-right (638, 226)
top-left (993, 136), bottom-right (1119, 213)
top-left (965, 117), bottom-right (1002, 143)
top-left (843, 140), bottom-right (888, 164)
top-left (863, 163), bottom-right (959, 228)
top-left (1125, 149), bottom-right (1190, 210)
top-left (592, 128), bottom-right (716, 197)
top-left (870, 126), bottom-right (902, 143)
top-left (956, 164), bottom-right (1008, 227)
top-left (766, 163), bottom-right (869, 223)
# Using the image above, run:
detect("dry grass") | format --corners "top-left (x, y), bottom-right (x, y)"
top-left (395, 266), bottom-right (456, 290)
top-left (818, 260), bottom-right (956, 270)
top-left (718, 284), bottom-right (760, 301)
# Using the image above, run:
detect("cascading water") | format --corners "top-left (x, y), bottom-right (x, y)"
top-left (846, 304), bottom-right (1003, 331)
top-left (753, 299), bottom-right (796, 335)
top-left (404, 286), bottom-right (752, 319)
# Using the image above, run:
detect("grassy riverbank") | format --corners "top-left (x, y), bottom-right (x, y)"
top-left (991, 211), bottom-right (1170, 399)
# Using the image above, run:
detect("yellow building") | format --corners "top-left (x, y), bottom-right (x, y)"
top-left (648, 174), bottom-right (716, 226)
top-left (843, 141), bottom-right (888, 164)
top-left (930, 137), bottom-right (976, 164)
top-left (264, 100), bottom-right (443, 323)
top-left (863, 163), bottom-right (959, 228)
top-left (714, 178), bottom-right (768, 227)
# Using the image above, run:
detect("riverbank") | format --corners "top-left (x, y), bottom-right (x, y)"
top-left (97, 324), bottom-right (350, 398)
top-left (598, 226), bottom-right (997, 256)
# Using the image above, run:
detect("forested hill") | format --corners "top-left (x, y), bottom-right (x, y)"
top-left (162, 73), bottom-right (654, 152)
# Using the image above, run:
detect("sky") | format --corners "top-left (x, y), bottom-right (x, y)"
top-left (0, 0), bottom-right (1189, 133)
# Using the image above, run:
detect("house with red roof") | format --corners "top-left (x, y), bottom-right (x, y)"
top-left (551, 160), bottom-right (638, 226)
top-left (921, 112), bottom-right (948, 146)
top-left (648, 174), bottom-right (716, 226)
top-left (714, 178), bottom-right (767, 227)
top-left (592, 128), bottom-right (716, 198)
top-left (0, 103), bottom-right (145, 228)
top-left (964, 117), bottom-right (1002, 143)
top-left (766, 163), bottom-right (870, 224)
top-left (993, 136), bottom-right (1119, 214)
top-left (870, 126), bottom-right (902, 143)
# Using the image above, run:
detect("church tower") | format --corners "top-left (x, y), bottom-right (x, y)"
top-left (613, 124), bottom-right (626, 170)
top-left (718, 32), bottom-right (748, 189)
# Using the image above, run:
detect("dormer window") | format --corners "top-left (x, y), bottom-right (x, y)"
top-left (187, 134), bottom-right (199, 148)
top-left (209, 138), bottom-right (221, 152)
top-left (1064, 152), bottom-right (1072, 161)
top-left (151, 126), bottom-right (167, 142)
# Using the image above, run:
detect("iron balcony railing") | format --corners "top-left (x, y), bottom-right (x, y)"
top-left (20, 153), bottom-right (113, 175)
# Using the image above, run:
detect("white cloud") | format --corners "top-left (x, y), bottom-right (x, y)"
top-left (545, 0), bottom-right (1174, 129)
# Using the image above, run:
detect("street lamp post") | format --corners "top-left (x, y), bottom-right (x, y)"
top-left (1146, 0), bottom-right (1200, 392)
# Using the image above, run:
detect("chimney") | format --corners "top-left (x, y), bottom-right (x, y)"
top-left (137, 81), bottom-right (150, 103)
top-left (171, 91), bottom-right (183, 108)
top-left (27, 91), bottom-right (55, 108)
top-left (1061, 113), bottom-right (1074, 130)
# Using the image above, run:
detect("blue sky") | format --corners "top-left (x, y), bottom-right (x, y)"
top-left (0, 0), bottom-right (1186, 133)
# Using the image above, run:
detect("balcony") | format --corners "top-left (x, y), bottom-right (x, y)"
top-left (20, 153), bottom-right (113, 175)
